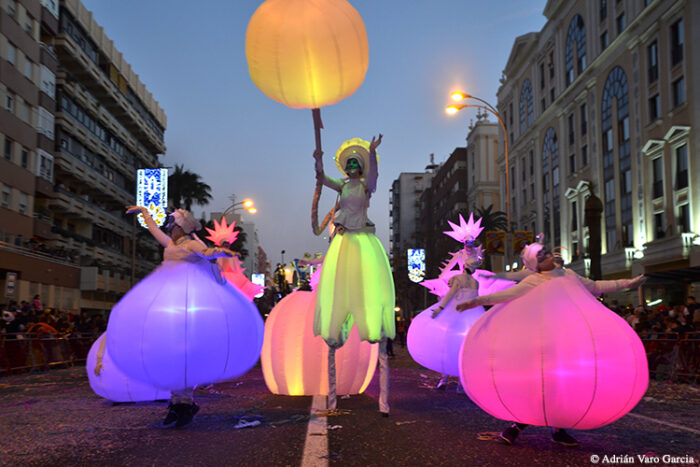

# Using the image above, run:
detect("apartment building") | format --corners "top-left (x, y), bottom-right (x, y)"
top-left (496, 0), bottom-right (699, 303)
top-left (0, 0), bottom-right (166, 312)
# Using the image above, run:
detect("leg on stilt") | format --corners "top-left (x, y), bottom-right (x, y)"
top-left (327, 345), bottom-right (337, 411)
top-left (378, 338), bottom-right (389, 416)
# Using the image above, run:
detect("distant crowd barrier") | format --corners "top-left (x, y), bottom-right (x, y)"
top-left (0, 332), bottom-right (98, 376)
top-left (1, 332), bottom-right (697, 382)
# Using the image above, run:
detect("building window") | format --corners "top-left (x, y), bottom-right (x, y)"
top-left (649, 94), bottom-right (660, 121)
top-left (18, 193), bottom-right (27, 215)
top-left (568, 113), bottom-right (575, 145)
top-left (581, 144), bottom-right (588, 166)
top-left (601, 31), bottom-right (609, 51)
top-left (601, 66), bottom-right (629, 251)
top-left (550, 87), bottom-right (555, 103)
top-left (616, 13), bottom-right (626, 35)
top-left (37, 150), bottom-right (54, 182)
top-left (24, 15), bottom-right (33, 34)
top-left (678, 203), bottom-right (690, 233)
top-left (580, 104), bottom-right (588, 136)
top-left (539, 63), bottom-right (545, 89)
top-left (21, 149), bottom-right (28, 169)
top-left (571, 201), bottom-right (578, 231)
top-left (675, 143), bottom-right (688, 190)
top-left (652, 157), bottom-right (663, 199)
top-left (549, 52), bottom-right (555, 79)
top-left (5, 92), bottom-right (15, 113)
top-left (4, 138), bottom-right (12, 160)
top-left (37, 107), bottom-right (55, 140)
top-left (672, 77), bottom-right (685, 107)
top-left (541, 97), bottom-right (546, 113)
top-left (565, 15), bottom-right (586, 86)
top-left (7, 43), bottom-right (16, 65)
top-left (670, 19), bottom-right (684, 66)
top-left (7, 0), bottom-right (17, 16)
top-left (569, 153), bottom-right (576, 174)
top-left (654, 212), bottom-right (665, 239)
top-left (1, 186), bottom-right (10, 208)
top-left (519, 79), bottom-right (534, 133)
top-left (529, 151), bottom-right (534, 175)
top-left (39, 65), bottom-right (56, 98)
top-left (530, 182), bottom-right (535, 201)
top-left (24, 59), bottom-right (32, 80)
top-left (600, 0), bottom-right (607, 21)
top-left (19, 100), bottom-right (30, 123)
top-left (647, 41), bottom-right (658, 83)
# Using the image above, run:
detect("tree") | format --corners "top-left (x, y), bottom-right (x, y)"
top-left (168, 164), bottom-right (213, 211)
top-left (474, 204), bottom-right (508, 271)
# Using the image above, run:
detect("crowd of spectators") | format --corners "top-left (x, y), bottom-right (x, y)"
top-left (607, 296), bottom-right (700, 339)
top-left (1, 295), bottom-right (106, 339)
top-left (2, 236), bottom-right (79, 264)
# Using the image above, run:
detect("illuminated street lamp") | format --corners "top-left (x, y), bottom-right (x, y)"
top-left (224, 198), bottom-right (257, 217)
top-left (445, 92), bottom-right (510, 230)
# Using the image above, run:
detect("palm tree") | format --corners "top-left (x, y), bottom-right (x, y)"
top-left (168, 164), bottom-right (213, 211)
top-left (474, 204), bottom-right (508, 270)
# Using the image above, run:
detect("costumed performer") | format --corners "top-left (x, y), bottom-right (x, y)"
top-left (118, 206), bottom-right (248, 428)
top-left (313, 134), bottom-right (395, 416)
top-left (456, 238), bottom-right (647, 446)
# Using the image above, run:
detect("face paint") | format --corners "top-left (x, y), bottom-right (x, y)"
top-left (345, 158), bottom-right (361, 172)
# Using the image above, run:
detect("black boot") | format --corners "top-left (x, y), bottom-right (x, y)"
top-left (174, 402), bottom-right (200, 428)
top-left (552, 428), bottom-right (578, 447)
top-left (499, 423), bottom-right (528, 445)
top-left (162, 403), bottom-right (179, 427)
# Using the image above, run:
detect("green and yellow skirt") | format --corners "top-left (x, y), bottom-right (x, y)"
top-left (314, 231), bottom-right (396, 347)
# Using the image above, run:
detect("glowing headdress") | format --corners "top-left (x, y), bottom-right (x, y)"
top-left (443, 213), bottom-right (484, 246)
top-left (520, 233), bottom-right (545, 271)
top-left (205, 217), bottom-right (239, 246)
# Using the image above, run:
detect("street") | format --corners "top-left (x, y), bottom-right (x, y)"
top-left (0, 345), bottom-right (698, 466)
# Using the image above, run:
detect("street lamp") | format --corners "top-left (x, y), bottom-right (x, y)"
top-left (446, 91), bottom-right (510, 230)
top-left (224, 198), bottom-right (257, 217)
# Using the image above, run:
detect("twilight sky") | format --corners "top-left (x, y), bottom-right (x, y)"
top-left (82, 0), bottom-right (547, 267)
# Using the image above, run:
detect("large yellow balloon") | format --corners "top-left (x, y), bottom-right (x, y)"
top-left (246, 0), bottom-right (369, 109)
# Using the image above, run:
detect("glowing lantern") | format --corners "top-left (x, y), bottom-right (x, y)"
top-left (107, 260), bottom-right (264, 390)
top-left (408, 305), bottom-right (484, 377)
top-left (87, 333), bottom-right (170, 402)
top-left (246, 0), bottom-right (369, 110)
top-left (460, 277), bottom-right (648, 430)
top-left (261, 290), bottom-right (378, 395)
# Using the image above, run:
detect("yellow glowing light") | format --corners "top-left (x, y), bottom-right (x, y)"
top-left (243, 199), bottom-right (254, 208)
top-left (246, 0), bottom-right (369, 109)
top-left (446, 105), bottom-right (460, 115)
top-left (451, 91), bottom-right (467, 102)
top-left (247, 207), bottom-right (258, 214)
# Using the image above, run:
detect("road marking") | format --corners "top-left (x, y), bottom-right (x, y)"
top-left (301, 395), bottom-right (328, 467)
top-left (627, 413), bottom-right (700, 435)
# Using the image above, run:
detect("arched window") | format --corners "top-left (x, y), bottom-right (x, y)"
top-left (542, 127), bottom-right (559, 244)
top-left (519, 79), bottom-right (534, 134)
top-left (565, 14), bottom-right (586, 86)
top-left (601, 66), bottom-right (631, 250)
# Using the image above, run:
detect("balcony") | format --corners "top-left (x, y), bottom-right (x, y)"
top-left (642, 234), bottom-right (696, 268)
top-left (80, 267), bottom-right (130, 294)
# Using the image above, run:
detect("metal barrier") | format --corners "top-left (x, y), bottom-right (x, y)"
top-left (0, 333), bottom-right (98, 376)
top-left (643, 332), bottom-right (699, 383)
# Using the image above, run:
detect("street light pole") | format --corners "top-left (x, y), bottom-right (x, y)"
top-left (447, 92), bottom-right (512, 269)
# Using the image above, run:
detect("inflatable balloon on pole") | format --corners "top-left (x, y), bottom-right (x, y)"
top-left (245, 0), bottom-right (369, 233)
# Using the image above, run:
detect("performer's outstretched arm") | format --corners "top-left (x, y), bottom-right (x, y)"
top-left (126, 205), bottom-right (171, 247)
top-left (366, 134), bottom-right (382, 194)
top-left (569, 271), bottom-right (646, 296)
top-left (457, 276), bottom-right (540, 310)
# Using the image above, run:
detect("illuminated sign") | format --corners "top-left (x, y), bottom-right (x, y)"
top-left (136, 168), bottom-right (168, 228)
top-left (407, 249), bottom-right (425, 283)
top-left (252, 273), bottom-right (265, 298)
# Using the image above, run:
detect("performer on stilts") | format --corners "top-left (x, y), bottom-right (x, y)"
top-left (312, 134), bottom-right (395, 416)
top-left (456, 237), bottom-right (647, 446)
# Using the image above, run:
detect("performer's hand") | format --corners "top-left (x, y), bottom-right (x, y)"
top-left (370, 134), bottom-right (383, 151)
top-left (628, 274), bottom-right (647, 289)
top-left (456, 299), bottom-right (475, 311)
top-left (431, 305), bottom-right (444, 319)
top-left (313, 149), bottom-right (323, 173)
top-left (94, 361), bottom-right (103, 376)
top-left (125, 205), bottom-right (146, 215)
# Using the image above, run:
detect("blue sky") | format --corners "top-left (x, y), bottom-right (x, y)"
top-left (81, 0), bottom-right (547, 266)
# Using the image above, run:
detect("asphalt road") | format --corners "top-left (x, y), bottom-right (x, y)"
top-left (0, 345), bottom-right (698, 466)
